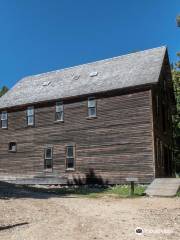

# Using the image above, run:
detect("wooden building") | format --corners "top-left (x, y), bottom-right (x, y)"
top-left (0, 46), bottom-right (175, 184)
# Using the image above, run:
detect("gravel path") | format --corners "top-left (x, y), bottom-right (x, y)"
top-left (0, 188), bottom-right (179, 240)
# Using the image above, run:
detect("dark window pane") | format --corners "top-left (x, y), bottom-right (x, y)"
top-left (45, 148), bottom-right (52, 159)
top-left (56, 112), bottom-right (63, 121)
top-left (67, 146), bottom-right (73, 157)
top-left (56, 102), bottom-right (63, 112)
top-left (9, 142), bottom-right (17, 152)
top-left (66, 157), bottom-right (74, 169)
top-left (45, 159), bottom-right (52, 169)
top-left (27, 107), bottom-right (34, 116)
top-left (88, 98), bottom-right (95, 108)
top-left (88, 107), bottom-right (96, 117)
top-left (2, 120), bottom-right (7, 128)
top-left (28, 116), bottom-right (34, 126)
top-left (1, 112), bottom-right (7, 120)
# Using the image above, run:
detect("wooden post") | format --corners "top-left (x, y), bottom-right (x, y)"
top-left (126, 177), bottom-right (138, 197)
top-left (130, 181), bottom-right (135, 196)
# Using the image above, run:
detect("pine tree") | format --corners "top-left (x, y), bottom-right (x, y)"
top-left (177, 15), bottom-right (180, 27)
top-left (172, 15), bottom-right (180, 173)
top-left (0, 86), bottom-right (8, 97)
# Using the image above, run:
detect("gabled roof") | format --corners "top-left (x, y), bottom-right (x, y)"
top-left (0, 46), bottom-right (167, 110)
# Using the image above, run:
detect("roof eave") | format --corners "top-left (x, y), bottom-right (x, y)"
top-left (0, 82), bottom-right (157, 111)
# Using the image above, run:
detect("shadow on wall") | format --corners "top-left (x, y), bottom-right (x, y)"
top-left (67, 168), bottom-right (109, 185)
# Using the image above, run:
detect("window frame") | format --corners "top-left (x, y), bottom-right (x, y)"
top-left (87, 97), bottom-right (97, 118)
top-left (1, 111), bottom-right (8, 129)
top-left (8, 142), bottom-right (17, 152)
top-left (27, 106), bottom-right (35, 126)
top-left (44, 147), bottom-right (53, 171)
top-left (55, 101), bottom-right (64, 122)
top-left (65, 144), bottom-right (76, 170)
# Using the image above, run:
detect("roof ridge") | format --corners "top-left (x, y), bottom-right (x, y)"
top-left (22, 45), bottom-right (167, 81)
top-left (0, 45), bottom-right (168, 110)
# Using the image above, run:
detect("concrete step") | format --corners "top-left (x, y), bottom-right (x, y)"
top-left (145, 178), bottom-right (180, 197)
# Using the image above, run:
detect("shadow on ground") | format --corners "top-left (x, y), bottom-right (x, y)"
top-left (0, 222), bottom-right (29, 231)
top-left (0, 169), bottom-right (109, 200)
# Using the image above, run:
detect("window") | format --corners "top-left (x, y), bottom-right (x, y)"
top-left (27, 106), bottom-right (34, 126)
top-left (9, 142), bottom-right (17, 152)
top-left (44, 147), bottom-right (53, 170)
top-left (66, 145), bottom-right (75, 170)
top-left (55, 101), bottom-right (64, 121)
top-left (88, 97), bottom-right (96, 117)
top-left (1, 111), bottom-right (8, 129)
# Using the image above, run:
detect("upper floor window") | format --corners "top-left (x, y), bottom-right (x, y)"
top-left (27, 106), bottom-right (34, 126)
top-left (1, 111), bottom-right (8, 129)
top-left (66, 145), bottom-right (75, 170)
top-left (88, 97), bottom-right (96, 117)
top-left (55, 101), bottom-right (64, 121)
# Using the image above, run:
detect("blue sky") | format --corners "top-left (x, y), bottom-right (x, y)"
top-left (0, 0), bottom-right (179, 89)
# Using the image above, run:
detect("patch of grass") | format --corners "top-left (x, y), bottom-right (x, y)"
top-left (105, 185), bottom-right (147, 198)
top-left (54, 186), bottom-right (104, 198)
top-left (28, 184), bottom-right (147, 198)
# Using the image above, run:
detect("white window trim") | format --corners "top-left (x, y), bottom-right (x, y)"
top-left (27, 106), bottom-right (34, 126)
top-left (55, 101), bottom-right (64, 121)
top-left (66, 145), bottom-right (75, 170)
top-left (9, 142), bottom-right (17, 152)
top-left (44, 147), bottom-right (53, 171)
top-left (44, 147), bottom-right (53, 160)
top-left (88, 97), bottom-right (96, 117)
top-left (1, 111), bottom-right (8, 129)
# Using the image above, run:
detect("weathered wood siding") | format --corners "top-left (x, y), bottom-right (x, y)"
top-left (152, 61), bottom-right (174, 177)
top-left (0, 89), bottom-right (154, 184)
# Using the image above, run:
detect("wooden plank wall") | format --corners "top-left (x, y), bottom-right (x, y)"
top-left (0, 89), bottom-right (154, 184)
top-left (152, 64), bottom-right (174, 177)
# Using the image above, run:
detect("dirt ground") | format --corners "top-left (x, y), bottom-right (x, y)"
top-left (0, 188), bottom-right (180, 240)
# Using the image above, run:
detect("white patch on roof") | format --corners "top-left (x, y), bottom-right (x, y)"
top-left (42, 81), bottom-right (51, 86)
top-left (89, 71), bottom-right (98, 77)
